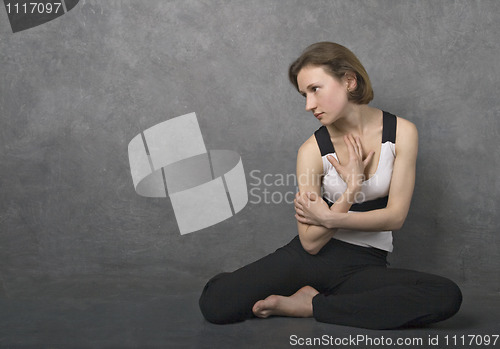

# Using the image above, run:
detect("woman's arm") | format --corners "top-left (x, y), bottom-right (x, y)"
top-left (307, 117), bottom-right (419, 232)
top-left (295, 138), bottom-right (337, 255)
top-left (295, 135), bottom-right (369, 254)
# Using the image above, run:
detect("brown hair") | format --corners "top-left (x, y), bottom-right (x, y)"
top-left (288, 42), bottom-right (374, 104)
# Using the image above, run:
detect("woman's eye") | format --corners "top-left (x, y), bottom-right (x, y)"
top-left (312, 87), bottom-right (319, 92)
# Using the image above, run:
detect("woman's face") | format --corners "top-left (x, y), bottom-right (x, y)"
top-left (296, 65), bottom-right (349, 125)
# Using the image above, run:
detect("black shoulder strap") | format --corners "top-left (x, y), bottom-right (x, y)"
top-left (316, 112), bottom-right (396, 154)
top-left (314, 126), bottom-right (335, 156)
top-left (382, 111), bottom-right (397, 144)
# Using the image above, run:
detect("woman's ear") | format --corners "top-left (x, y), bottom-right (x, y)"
top-left (344, 71), bottom-right (358, 92)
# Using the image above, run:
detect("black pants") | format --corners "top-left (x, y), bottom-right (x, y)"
top-left (199, 236), bottom-right (462, 329)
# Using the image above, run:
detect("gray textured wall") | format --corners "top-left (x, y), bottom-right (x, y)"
top-left (1, 0), bottom-right (499, 300)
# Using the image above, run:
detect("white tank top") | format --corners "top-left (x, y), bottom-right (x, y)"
top-left (314, 111), bottom-right (397, 252)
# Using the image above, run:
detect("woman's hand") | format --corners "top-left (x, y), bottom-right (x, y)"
top-left (328, 134), bottom-right (374, 191)
top-left (294, 191), bottom-right (331, 226)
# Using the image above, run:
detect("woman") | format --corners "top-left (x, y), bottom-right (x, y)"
top-left (199, 42), bottom-right (462, 329)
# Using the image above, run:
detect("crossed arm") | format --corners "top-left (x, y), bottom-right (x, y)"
top-left (295, 117), bottom-right (418, 255)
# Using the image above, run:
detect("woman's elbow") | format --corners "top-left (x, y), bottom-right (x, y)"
top-left (298, 235), bottom-right (320, 255)
top-left (382, 205), bottom-right (409, 231)
top-left (304, 244), bottom-right (321, 255)
top-left (392, 221), bottom-right (404, 231)
top-left (391, 213), bottom-right (407, 231)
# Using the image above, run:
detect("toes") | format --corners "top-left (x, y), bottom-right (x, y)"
top-left (253, 299), bottom-right (273, 318)
top-left (252, 304), bottom-right (259, 314)
top-left (252, 300), bottom-right (265, 317)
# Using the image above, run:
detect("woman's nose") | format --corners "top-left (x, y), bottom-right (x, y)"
top-left (305, 95), bottom-right (316, 111)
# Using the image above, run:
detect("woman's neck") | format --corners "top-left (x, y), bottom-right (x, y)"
top-left (327, 104), bottom-right (377, 136)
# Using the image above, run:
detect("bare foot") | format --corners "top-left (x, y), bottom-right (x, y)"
top-left (252, 285), bottom-right (319, 318)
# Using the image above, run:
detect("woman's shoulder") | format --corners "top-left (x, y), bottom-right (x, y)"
top-left (298, 132), bottom-right (322, 156)
top-left (297, 133), bottom-right (324, 174)
top-left (393, 115), bottom-right (418, 142)
top-left (392, 114), bottom-right (418, 155)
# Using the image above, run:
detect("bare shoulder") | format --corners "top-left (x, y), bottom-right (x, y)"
top-left (297, 133), bottom-right (323, 171)
top-left (298, 134), bottom-right (321, 155)
top-left (297, 133), bottom-right (323, 193)
top-left (396, 116), bottom-right (418, 139)
top-left (395, 116), bottom-right (418, 155)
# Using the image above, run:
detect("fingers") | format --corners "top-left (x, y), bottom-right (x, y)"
top-left (294, 193), bottom-right (306, 221)
top-left (295, 191), bottom-right (320, 210)
top-left (344, 134), bottom-right (357, 159)
top-left (295, 207), bottom-right (305, 217)
top-left (294, 192), bottom-right (302, 210)
top-left (328, 135), bottom-right (364, 168)
top-left (354, 135), bottom-right (363, 158)
top-left (327, 154), bottom-right (340, 171)
top-left (306, 191), bottom-right (319, 201)
top-left (295, 191), bottom-right (309, 209)
top-left (345, 134), bottom-right (367, 160)
top-left (363, 151), bottom-right (375, 167)
top-left (295, 213), bottom-right (308, 224)
top-left (344, 134), bottom-right (376, 164)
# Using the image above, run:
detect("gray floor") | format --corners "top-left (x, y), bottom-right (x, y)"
top-left (0, 277), bottom-right (498, 349)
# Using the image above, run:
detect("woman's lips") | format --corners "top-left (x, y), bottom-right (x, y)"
top-left (314, 113), bottom-right (324, 119)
